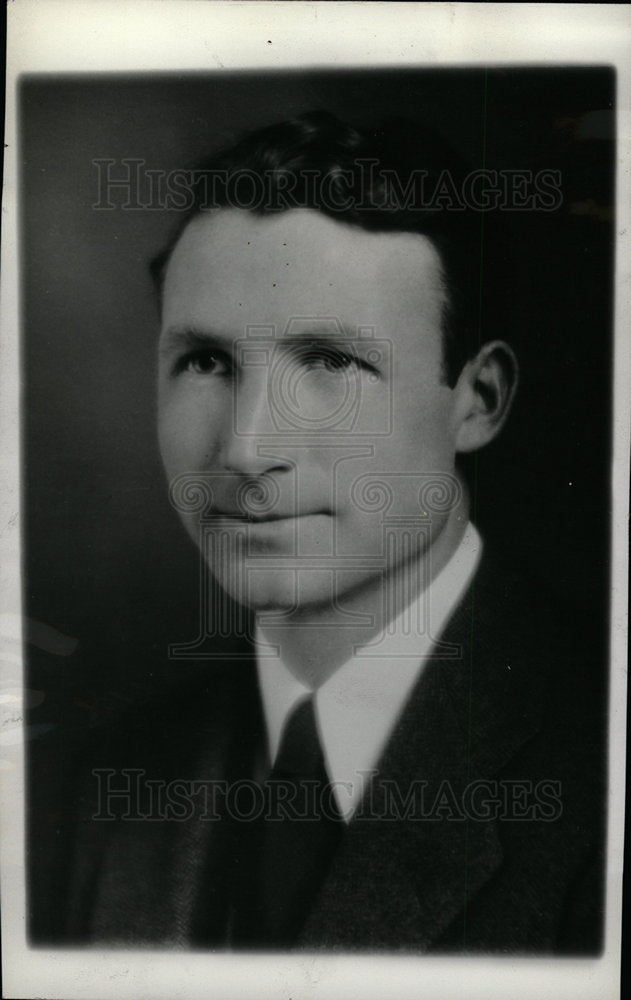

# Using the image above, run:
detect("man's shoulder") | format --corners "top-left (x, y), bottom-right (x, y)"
top-left (454, 537), bottom-right (598, 656)
top-left (450, 540), bottom-right (607, 744)
top-left (29, 637), bottom-right (260, 780)
top-left (27, 636), bottom-right (261, 944)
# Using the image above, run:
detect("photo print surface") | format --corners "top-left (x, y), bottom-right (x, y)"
top-left (21, 67), bottom-right (613, 955)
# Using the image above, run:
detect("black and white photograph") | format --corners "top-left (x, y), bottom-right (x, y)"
top-left (1, 4), bottom-right (629, 999)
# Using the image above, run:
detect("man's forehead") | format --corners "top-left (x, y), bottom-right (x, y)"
top-left (161, 207), bottom-right (447, 340)
top-left (165, 208), bottom-right (444, 283)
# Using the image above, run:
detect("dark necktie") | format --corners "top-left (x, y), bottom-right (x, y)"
top-left (231, 695), bottom-right (344, 947)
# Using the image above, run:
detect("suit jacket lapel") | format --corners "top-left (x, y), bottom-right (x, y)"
top-left (300, 555), bottom-right (549, 950)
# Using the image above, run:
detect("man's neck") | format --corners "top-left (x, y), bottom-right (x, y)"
top-left (257, 489), bottom-right (471, 688)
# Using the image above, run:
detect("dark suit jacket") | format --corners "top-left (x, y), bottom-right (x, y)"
top-left (28, 554), bottom-right (606, 952)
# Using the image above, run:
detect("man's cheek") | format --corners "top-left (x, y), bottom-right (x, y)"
top-left (159, 406), bottom-right (205, 473)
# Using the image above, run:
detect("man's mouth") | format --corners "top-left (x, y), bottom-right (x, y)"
top-left (211, 509), bottom-right (329, 524)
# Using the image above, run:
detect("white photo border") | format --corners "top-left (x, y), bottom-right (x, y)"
top-left (2, 3), bottom-right (629, 999)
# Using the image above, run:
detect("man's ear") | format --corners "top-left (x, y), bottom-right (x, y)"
top-left (453, 340), bottom-right (519, 454)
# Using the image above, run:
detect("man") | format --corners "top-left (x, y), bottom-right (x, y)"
top-left (29, 112), bottom-right (605, 952)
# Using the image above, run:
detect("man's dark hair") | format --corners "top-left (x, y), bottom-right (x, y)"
top-left (151, 110), bottom-right (509, 386)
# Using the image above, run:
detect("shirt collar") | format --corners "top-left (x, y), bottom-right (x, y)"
top-left (255, 521), bottom-right (482, 822)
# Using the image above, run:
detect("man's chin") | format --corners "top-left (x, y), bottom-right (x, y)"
top-left (210, 570), bottom-right (306, 616)
top-left (209, 567), bottom-right (346, 618)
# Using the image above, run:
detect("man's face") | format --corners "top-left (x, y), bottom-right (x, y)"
top-left (158, 208), bottom-right (464, 613)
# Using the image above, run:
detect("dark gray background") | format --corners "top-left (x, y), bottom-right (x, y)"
top-left (21, 68), bottom-right (614, 716)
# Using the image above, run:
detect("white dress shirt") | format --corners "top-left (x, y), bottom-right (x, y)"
top-left (255, 522), bottom-right (482, 822)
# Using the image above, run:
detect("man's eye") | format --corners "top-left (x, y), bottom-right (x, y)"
top-left (176, 351), bottom-right (229, 376)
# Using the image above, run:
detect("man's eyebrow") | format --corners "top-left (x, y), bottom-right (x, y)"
top-left (159, 323), bottom-right (362, 356)
top-left (279, 322), bottom-right (359, 342)
top-left (158, 327), bottom-right (231, 358)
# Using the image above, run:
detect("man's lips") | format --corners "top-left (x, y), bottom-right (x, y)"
top-left (210, 509), bottom-right (329, 523)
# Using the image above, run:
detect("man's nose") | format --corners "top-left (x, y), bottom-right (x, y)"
top-left (219, 368), bottom-right (288, 475)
